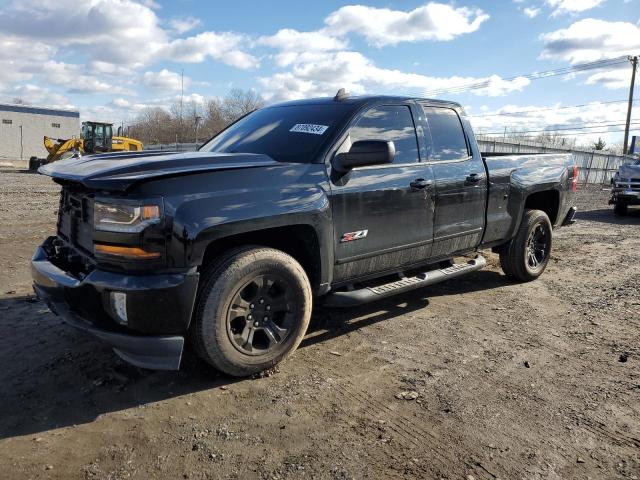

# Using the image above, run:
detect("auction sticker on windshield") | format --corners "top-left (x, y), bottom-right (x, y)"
top-left (290, 124), bottom-right (329, 135)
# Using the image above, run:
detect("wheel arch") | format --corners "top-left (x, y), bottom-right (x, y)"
top-left (524, 189), bottom-right (560, 225)
top-left (197, 223), bottom-right (327, 295)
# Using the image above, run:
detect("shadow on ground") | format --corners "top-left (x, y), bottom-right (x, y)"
top-left (577, 208), bottom-right (640, 225)
top-left (0, 270), bottom-right (509, 440)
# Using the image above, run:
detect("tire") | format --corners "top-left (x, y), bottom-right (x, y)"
top-left (191, 246), bottom-right (312, 377)
top-left (499, 209), bottom-right (553, 282)
top-left (28, 157), bottom-right (41, 171)
top-left (613, 203), bottom-right (627, 216)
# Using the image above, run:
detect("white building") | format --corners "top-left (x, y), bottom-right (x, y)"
top-left (0, 103), bottom-right (80, 162)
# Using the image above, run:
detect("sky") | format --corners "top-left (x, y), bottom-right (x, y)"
top-left (0, 0), bottom-right (639, 147)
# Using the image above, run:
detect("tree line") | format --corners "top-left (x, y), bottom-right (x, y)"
top-left (128, 89), bottom-right (264, 146)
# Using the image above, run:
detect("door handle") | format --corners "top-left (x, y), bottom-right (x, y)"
top-left (466, 173), bottom-right (481, 183)
top-left (410, 178), bottom-right (432, 190)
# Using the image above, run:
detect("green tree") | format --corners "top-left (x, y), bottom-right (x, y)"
top-left (592, 137), bottom-right (606, 150)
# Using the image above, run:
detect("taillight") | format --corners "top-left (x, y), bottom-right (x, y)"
top-left (571, 165), bottom-right (578, 192)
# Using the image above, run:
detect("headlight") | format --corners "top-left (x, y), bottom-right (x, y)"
top-left (94, 201), bottom-right (161, 233)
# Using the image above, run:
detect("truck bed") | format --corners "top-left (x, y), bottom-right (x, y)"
top-left (480, 152), bottom-right (575, 246)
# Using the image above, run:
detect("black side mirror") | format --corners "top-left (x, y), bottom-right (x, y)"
top-left (333, 140), bottom-right (395, 172)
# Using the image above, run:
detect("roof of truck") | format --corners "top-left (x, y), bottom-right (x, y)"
top-left (269, 94), bottom-right (464, 112)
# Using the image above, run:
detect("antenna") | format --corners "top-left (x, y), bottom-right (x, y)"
top-left (334, 88), bottom-right (348, 101)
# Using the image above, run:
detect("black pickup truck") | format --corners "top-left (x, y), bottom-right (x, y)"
top-left (32, 93), bottom-right (578, 376)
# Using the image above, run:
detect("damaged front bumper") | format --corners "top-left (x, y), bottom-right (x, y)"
top-left (31, 237), bottom-right (199, 370)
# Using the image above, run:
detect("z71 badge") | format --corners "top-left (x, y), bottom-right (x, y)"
top-left (341, 230), bottom-right (368, 242)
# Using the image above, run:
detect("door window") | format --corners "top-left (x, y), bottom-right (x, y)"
top-left (350, 105), bottom-right (419, 164)
top-left (422, 106), bottom-right (469, 161)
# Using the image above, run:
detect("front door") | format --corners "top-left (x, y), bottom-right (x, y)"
top-left (330, 104), bottom-right (436, 282)
top-left (420, 105), bottom-right (487, 258)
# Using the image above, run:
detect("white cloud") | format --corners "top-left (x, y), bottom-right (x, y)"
top-left (523, 7), bottom-right (540, 18)
top-left (0, 0), bottom-right (255, 69)
top-left (257, 4), bottom-right (514, 102)
top-left (0, 0), bottom-right (257, 105)
top-left (0, 0), bottom-right (168, 65)
top-left (259, 51), bottom-right (529, 101)
top-left (260, 29), bottom-right (347, 54)
top-left (540, 18), bottom-right (640, 88)
top-left (112, 98), bottom-right (133, 108)
top-left (142, 69), bottom-right (190, 93)
top-left (324, 2), bottom-right (489, 46)
top-left (470, 100), bottom-right (633, 146)
top-left (35, 61), bottom-right (133, 95)
top-left (3, 84), bottom-right (74, 110)
top-left (545, 0), bottom-right (605, 16)
top-left (585, 69), bottom-right (632, 89)
top-left (169, 16), bottom-right (202, 34)
top-left (0, 34), bottom-right (55, 90)
top-left (87, 61), bottom-right (139, 77)
top-left (161, 32), bottom-right (258, 69)
top-left (541, 18), bottom-right (640, 63)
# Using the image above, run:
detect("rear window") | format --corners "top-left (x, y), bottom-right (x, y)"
top-left (200, 104), bottom-right (354, 163)
top-left (422, 106), bottom-right (469, 161)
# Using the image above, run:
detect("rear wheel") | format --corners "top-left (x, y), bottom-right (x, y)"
top-left (613, 203), bottom-right (628, 216)
top-left (191, 247), bottom-right (312, 377)
top-left (500, 209), bottom-right (552, 282)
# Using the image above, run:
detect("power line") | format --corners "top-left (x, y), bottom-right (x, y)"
top-left (480, 122), bottom-right (640, 135)
top-left (468, 99), bottom-right (629, 118)
top-left (424, 56), bottom-right (630, 96)
top-left (476, 118), bottom-right (640, 131)
top-left (480, 128), bottom-right (633, 138)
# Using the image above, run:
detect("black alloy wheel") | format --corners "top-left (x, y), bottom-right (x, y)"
top-left (526, 223), bottom-right (549, 271)
top-left (226, 274), bottom-right (295, 356)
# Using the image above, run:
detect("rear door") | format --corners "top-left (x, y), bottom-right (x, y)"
top-left (420, 105), bottom-right (487, 258)
top-left (330, 103), bottom-right (436, 282)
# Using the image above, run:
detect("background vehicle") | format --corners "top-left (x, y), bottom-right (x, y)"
top-left (28, 121), bottom-right (143, 170)
top-left (31, 93), bottom-right (577, 376)
top-left (609, 158), bottom-right (640, 215)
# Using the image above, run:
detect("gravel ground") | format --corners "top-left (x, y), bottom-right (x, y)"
top-left (0, 171), bottom-right (638, 479)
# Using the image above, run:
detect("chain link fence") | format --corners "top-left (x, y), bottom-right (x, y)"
top-left (144, 143), bottom-right (199, 153)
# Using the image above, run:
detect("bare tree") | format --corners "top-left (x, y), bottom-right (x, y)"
top-left (129, 107), bottom-right (173, 145)
top-left (128, 89), bottom-right (264, 147)
top-left (221, 89), bottom-right (264, 123)
top-left (202, 97), bottom-right (227, 140)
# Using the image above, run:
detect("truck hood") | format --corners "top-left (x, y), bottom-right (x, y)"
top-left (39, 151), bottom-right (279, 191)
top-left (618, 163), bottom-right (640, 179)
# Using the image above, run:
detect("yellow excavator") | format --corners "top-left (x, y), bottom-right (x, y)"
top-left (29, 121), bottom-right (143, 171)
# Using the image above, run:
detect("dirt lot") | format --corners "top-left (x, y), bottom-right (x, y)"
top-left (0, 171), bottom-right (638, 480)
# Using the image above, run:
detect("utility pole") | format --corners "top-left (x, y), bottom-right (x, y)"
top-left (623, 55), bottom-right (638, 155)
top-left (179, 69), bottom-right (184, 144)
top-left (194, 115), bottom-right (202, 146)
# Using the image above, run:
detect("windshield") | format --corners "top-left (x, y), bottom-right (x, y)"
top-left (200, 104), bottom-right (354, 163)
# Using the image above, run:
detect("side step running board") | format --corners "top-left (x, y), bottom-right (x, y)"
top-left (324, 255), bottom-right (486, 308)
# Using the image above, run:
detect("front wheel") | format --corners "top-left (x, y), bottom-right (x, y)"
top-left (613, 203), bottom-right (627, 216)
top-left (499, 209), bottom-right (553, 282)
top-left (191, 247), bottom-right (312, 377)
